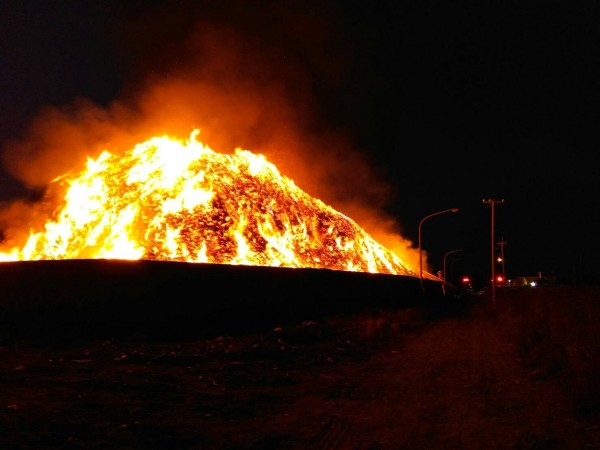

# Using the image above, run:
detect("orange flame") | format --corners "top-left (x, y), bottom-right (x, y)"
top-left (0, 130), bottom-right (417, 276)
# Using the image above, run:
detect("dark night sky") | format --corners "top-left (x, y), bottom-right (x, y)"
top-left (1, 0), bottom-right (599, 285)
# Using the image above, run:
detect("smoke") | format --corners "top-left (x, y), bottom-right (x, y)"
top-left (0, 1), bottom-right (418, 264)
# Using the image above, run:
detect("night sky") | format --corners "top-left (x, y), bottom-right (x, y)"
top-left (1, 1), bottom-right (599, 286)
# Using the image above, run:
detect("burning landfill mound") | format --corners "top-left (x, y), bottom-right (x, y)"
top-left (0, 130), bottom-right (418, 277)
top-left (0, 8), bottom-right (435, 279)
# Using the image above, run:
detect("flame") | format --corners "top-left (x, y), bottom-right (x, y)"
top-left (0, 130), bottom-right (417, 276)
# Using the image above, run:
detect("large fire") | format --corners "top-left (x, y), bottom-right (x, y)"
top-left (0, 130), bottom-right (417, 276)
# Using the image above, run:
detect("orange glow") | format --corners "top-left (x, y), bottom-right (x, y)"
top-left (0, 130), bottom-right (418, 276)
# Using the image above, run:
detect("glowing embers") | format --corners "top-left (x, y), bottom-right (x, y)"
top-left (1, 130), bottom-right (415, 276)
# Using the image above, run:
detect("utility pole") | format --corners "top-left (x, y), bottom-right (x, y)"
top-left (497, 236), bottom-right (507, 285)
top-left (482, 198), bottom-right (504, 307)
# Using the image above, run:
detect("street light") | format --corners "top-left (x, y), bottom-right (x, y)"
top-left (443, 249), bottom-right (463, 285)
top-left (419, 208), bottom-right (459, 293)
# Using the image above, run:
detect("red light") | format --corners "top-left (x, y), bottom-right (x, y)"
top-left (495, 274), bottom-right (505, 287)
top-left (461, 276), bottom-right (471, 284)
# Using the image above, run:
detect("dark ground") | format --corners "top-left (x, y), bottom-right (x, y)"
top-left (1, 286), bottom-right (600, 449)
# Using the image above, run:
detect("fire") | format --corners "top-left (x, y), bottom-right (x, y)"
top-left (0, 130), bottom-right (416, 276)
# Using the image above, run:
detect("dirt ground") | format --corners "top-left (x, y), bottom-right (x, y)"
top-left (1, 287), bottom-right (600, 449)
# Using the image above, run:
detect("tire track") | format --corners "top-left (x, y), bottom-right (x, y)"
top-left (301, 304), bottom-right (588, 449)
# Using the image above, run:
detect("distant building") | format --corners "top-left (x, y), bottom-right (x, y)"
top-left (508, 272), bottom-right (556, 287)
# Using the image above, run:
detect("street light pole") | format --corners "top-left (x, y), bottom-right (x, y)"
top-left (418, 208), bottom-right (459, 294)
top-left (443, 249), bottom-right (463, 286)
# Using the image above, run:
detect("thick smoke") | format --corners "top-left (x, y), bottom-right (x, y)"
top-left (0, 1), bottom-right (420, 269)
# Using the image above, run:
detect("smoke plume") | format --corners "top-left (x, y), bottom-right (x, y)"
top-left (0, 1), bottom-right (419, 267)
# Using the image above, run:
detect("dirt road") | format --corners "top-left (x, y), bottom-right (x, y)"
top-left (1, 292), bottom-right (599, 449)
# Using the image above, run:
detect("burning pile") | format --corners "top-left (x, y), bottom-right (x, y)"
top-left (0, 130), bottom-right (416, 276)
